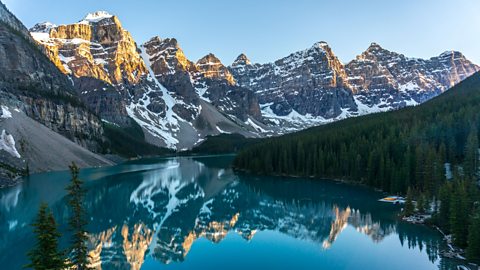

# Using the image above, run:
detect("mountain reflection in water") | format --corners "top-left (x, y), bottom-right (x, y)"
top-left (0, 156), bottom-right (467, 270)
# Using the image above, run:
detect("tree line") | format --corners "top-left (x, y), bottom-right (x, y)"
top-left (234, 73), bottom-right (480, 261)
top-left (26, 163), bottom-right (91, 270)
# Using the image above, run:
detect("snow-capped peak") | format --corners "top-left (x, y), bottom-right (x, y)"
top-left (197, 53), bottom-right (222, 66)
top-left (29, 21), bottom-right (56, 33)
top-left (438, 50), bottom-right (464, 59)
top-left (365, 42), bottom-right (387, 53)
top-left (313, 41), bottom-right (330, 49)
top-left (81, 11), bottom-right (114, 23)
top-left (232, 53), bottom-right (251, 66)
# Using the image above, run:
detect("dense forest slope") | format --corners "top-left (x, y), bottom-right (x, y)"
top-left (234, 72), bottom-right (480, 261)
top-left (234, 72), bottom-right (480, 193)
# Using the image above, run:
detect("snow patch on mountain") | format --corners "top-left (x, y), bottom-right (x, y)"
top-left (125, 45), bottom-right (194, 149)
top-left (0, 130), bottom-right (20, 158)
top-left (1, 106), bottom-right (12, 119)
top-left (80, 11), bottom-right (113, 24)
top-left (245, 118), bottom-right (266, 133)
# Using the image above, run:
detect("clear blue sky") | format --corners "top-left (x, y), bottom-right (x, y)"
top-left (4, 0), bottom-right (480, 65)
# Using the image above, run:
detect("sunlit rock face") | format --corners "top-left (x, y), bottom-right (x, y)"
top-left (0, 3), bottom-right (104, 154)
top-left (30, 17), bottom-right (264, 149)
top-left (29, 11), bottom-right (480, 146)
top-left (142, 37), bottom-right (262, 123)
top-left (31, 12), bottom-right (147, 85)
top-left (345, 43), bottom-right (480, 111)
top-left (196, 53), bottom-right (236, 85)
top-left (141, 37), bottom-right (200, 122)
top-left (31, 13), bottom-right (209, 145)
top-left (230, 42), bottom-right (479, 130)
top-left (230, 42), bottom-right (356, 119)
top-left (30, 12), bottom-right (152, 126)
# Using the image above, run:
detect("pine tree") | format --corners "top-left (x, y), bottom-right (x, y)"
top-left (437, 183), bottom-right (452, 232)
top-left (417, 194), bottom-right (426, 213)
top-left (66, 163), bottom-right (91, 270)
top-left (404, 187), bottom-right (415, 217)
top-left (467, 207), bottom-right (480, 262)
top-left (450, 182), bottom-right (470, 248)
top-left (464, 127), bottom-right (479, 178)
top-left (26, 203), bottom-right (66, 270)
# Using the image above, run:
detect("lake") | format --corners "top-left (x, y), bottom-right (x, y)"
top-left (0, 155), bottom-right (471, 269)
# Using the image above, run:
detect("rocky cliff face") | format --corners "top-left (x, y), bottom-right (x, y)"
top-left (29, 10), bottom-right (479, 148)
top-left (30, 12), bottom-right (151, 126)
top-left (0, 2), bottom-right (111, 185)
top-left (31, 15), bottom-right (264, 150)
top-left (142, 37), bottom-right (261, 122)
top-left (230, 42), bottom-right (479, 129)
top-left (31, 12), bottom-right (147, 85)
top-left (345, 43), bottom-right (480, 112)
top-left (0, 3), bottom-right (103, 148)
top-left (230, 42), bottom-right (356, 118)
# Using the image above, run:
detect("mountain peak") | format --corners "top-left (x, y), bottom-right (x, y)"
top-left (366, 42), bottom-right (385, 52)
top-left (232, 53), bottom-right (251, 66)
top-left (145, 36), bottom-right (180, 49)
top-left (196, 53), bottom-right (236, 84)
top-left (313, 41), bottom-right (330, 48)
top-left (358, 42), bottom-right (400, 61)
top-left (80, 11), bottom-right (114, 23)
top-left (439, 50), bottom-right (465, 59)
top-left (30, 22), bottom-right (56, 33)
top-left (197, 53), bottom-right (222, 66)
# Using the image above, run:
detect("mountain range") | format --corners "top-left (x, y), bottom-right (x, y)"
top-left (0, 2), bottom-right (478, 184)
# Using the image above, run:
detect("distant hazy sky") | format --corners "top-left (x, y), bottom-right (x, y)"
top-left (4, 0), bottom-right (480, 65)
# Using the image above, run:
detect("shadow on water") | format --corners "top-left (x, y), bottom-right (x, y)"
top-left (0, 155), bottom-right (470, 270)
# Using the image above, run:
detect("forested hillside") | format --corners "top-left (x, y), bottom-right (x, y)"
top-left (234, 72), bottom-right (480, 261)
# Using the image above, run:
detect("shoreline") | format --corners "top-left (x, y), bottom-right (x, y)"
top-left (400, 213), bottom-right (480, 269)
top-left (236, 167), bottom-right (479, 267)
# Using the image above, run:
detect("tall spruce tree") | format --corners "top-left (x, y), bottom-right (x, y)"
top-left (437, 183), bottom-right (452, 232)
top-left (403, 187), bottom-right (415, 216)
top-left (450, 181), bottom-right (470, 248)
top-left (464, 127), bottom-right (479, 178)
top-left (66, 163), bottom-right (91, 270)
top-left (467, 207), bottom-right (480, 262)
top-left (26, 203), bottom-right (66, 270)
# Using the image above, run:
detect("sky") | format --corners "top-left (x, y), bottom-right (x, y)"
top-left (3, 0), bottom-right (480, 65)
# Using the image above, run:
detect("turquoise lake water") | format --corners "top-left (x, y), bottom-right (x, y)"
top-left (0, 155), bottom-right (471, 269)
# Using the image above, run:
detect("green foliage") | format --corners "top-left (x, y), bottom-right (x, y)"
top-left (25, 203), bottom-right (66, 270)
top-left (234, 72), bottom-right (480, 257)
top-left (403, 188), bottom-right (415, 217)
top-left (436, 182), bottom-right (453, 233)
top-left (467, 207), bottom-right (480, 262)
top-left (234, 73), bottom-right (480, 196)
top-left (449, 180), bottom-right (472, 248)
top-left (66, 163), bottom-right (91, 270)
top-left (464, 127), bottom-right (479, 178)
top-left (0, 161), bottom-right (28, 178)
top-left (102, 119), bottom-right (172, 158)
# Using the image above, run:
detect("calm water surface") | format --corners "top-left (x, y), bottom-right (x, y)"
top-left (0, 156), bottom-right (471, 269)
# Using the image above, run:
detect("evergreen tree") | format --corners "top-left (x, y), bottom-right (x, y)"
top-left (450, 182), bottom-right (470, 248)
top-left (467, 207), bottom-right (480, 262)
top-left (26, 203), bottom-right (66, 270)
top-left (464, 127), bottom-right (479, 178)
top-left (417, 194), bottom-right (426, 213)
top-left (66, 163), bottom-right (91, 270)
top-left (437, 183), bottom-right (452, 232)
top-left (404, 187), bottom-right (415, 216)
top-left (233, 72), bottom-right (480, 260)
